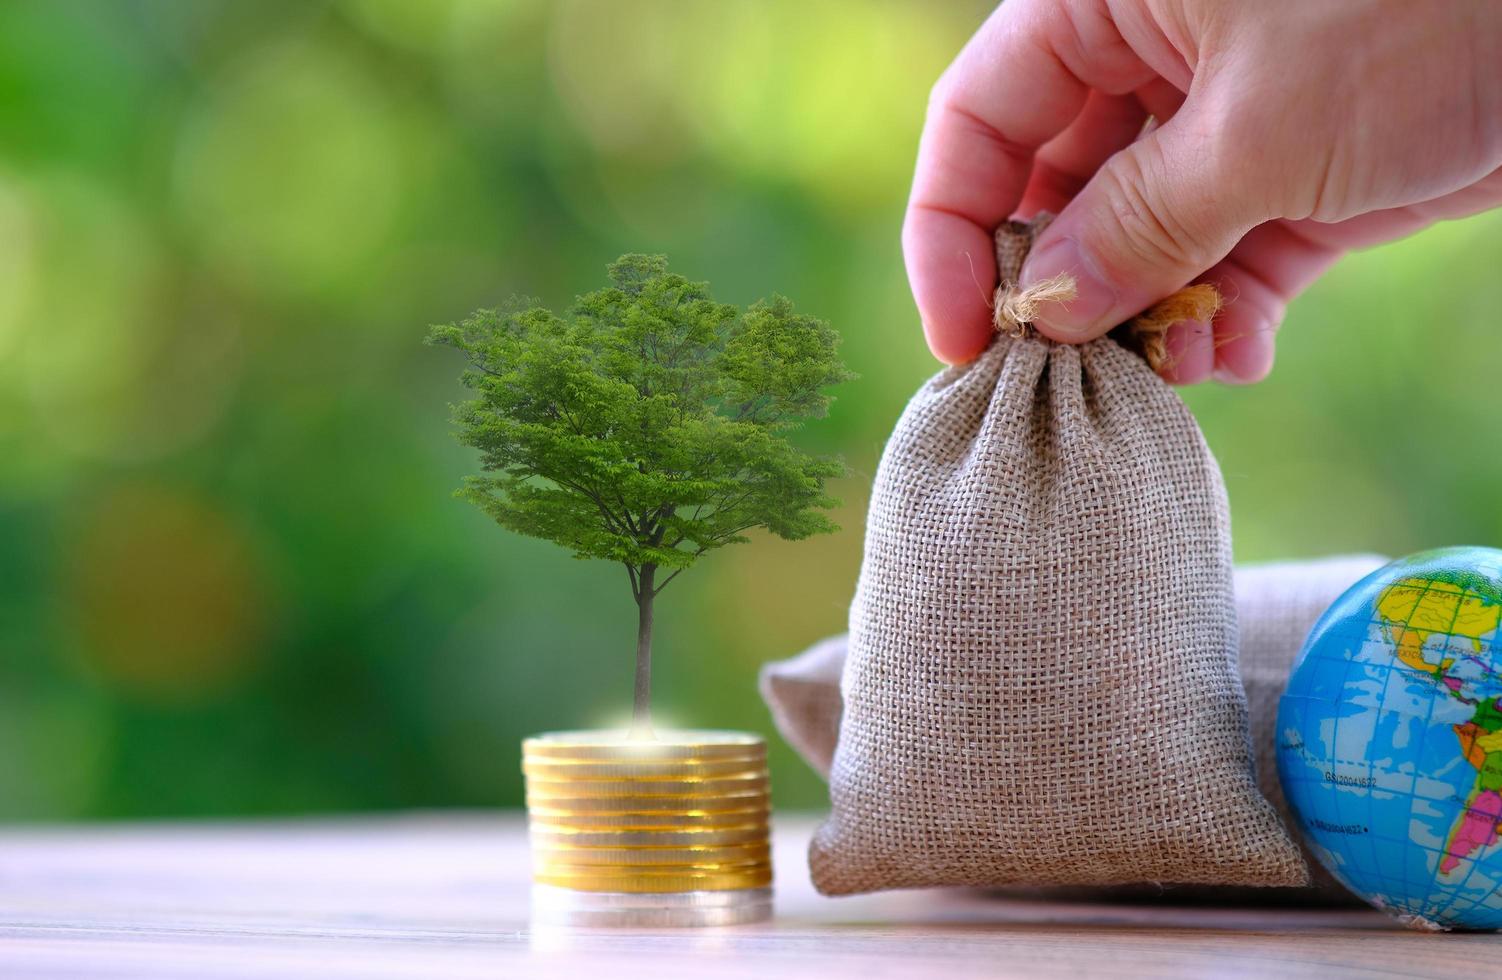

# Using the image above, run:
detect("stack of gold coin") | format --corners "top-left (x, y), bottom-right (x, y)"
top-left (523, 730), bottom-right (772, 927)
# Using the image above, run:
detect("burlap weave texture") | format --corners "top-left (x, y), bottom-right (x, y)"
top-left (807, 219), bottom-right (1309, 894)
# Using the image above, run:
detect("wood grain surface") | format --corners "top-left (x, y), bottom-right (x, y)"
top-left (0, 813), bottom-right (1495, 978)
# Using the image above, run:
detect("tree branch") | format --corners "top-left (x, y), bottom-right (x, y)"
top-left (611, 488), bottom-right (641, 536)
top-left (653, 566), bottom-right (686, 595)
top-left (463, 355), bottom-right (504, 379)
top-left (650, 517), bottom-right (764, 598)
top-left (546, 474), bottom-right (633, 539)
top-left (664, 485), bottom-right (759, 550)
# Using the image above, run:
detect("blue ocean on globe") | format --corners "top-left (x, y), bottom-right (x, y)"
top-left (1277, 547), bottom-right (1502, 930)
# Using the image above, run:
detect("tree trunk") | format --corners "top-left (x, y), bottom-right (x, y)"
top-left (631, 564), bottom-right (657, 738)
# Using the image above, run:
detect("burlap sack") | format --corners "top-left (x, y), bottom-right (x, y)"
top-left (805, 220), bottom-right (1308, 895)
top-left (762, 555), bottom-right (1389, 902)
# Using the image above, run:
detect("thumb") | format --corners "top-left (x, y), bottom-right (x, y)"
top-left (1020, 108), bottom-right (1266, 342)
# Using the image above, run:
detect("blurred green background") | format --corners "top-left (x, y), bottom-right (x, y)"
top-left (2, 0), bottom-right (1499, 821)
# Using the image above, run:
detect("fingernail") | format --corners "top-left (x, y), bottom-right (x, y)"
top-left (1020, 237), bottom-right (1117, 336)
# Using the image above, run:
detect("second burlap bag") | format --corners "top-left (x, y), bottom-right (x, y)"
top-left (809, 218), bottom-right (1308, 895)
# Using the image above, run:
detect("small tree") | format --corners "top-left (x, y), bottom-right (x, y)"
top-left (428, 254), bottom-right (852, 735)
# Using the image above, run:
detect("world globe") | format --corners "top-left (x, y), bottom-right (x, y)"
top-left (1278, 547), bottom-right (1502, 930)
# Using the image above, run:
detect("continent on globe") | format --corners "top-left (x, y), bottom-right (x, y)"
top-left (1375, 573), bottom-right (1502, 875)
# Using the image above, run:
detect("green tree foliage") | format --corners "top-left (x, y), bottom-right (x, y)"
top-left (428, 255), bottom-right (852, 732)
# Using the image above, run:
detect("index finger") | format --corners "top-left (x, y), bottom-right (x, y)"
top-left (903, 0), bottom-right (1155, 363)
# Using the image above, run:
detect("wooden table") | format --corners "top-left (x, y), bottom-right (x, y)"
top-left (0, 813), bottom-right (1494, 978)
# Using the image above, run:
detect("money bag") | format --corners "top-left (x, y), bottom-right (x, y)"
top-left (807, 218), bottom-right (1309, 895)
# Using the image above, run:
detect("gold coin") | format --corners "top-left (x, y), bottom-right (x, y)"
top-left (523, 790), bottom-right (769, 815)
top-left (527, 841), bottom-right (770, 867)
top-left (533, 865), bottom-right (773, 893)
top-left (532, 884), bottom-right (772, 910)
top-left (523, 773), bottom-right (768, 799)
top-left (529, 822), bottom-right (769, 839)
top-left (524, 765), bottom-right (769, 783)
top-left (530, 825), bottom-right (768, 848)
top-left (522, 757), bottom-right (764, 780)
top-left (523, 730), bottom-right (765, 762)
top-left (535, 860), bottom-right (770, 879)
top-left (527, 807), bottom-right (769, 831)
top-left (528, 811), bottom-right (769, 829)
top-left (534, 854), bottom-right (770, 875)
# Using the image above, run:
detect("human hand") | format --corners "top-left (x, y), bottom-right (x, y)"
top-left (904, 0), bottom-right (1502, 383)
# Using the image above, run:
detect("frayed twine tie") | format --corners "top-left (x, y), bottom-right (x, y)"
top-left (994, 273), bottom-right (1078, 337)
top-left (992, 216), bottom-right (1222, 373)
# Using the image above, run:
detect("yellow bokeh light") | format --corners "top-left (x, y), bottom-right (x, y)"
top-left (63, 482), bottom-right (272, 703)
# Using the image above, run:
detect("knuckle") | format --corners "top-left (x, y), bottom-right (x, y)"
top-left (926, 67), bottom-right (958, 114)
top-left (1088, 147), bottom-right (1219, 276)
